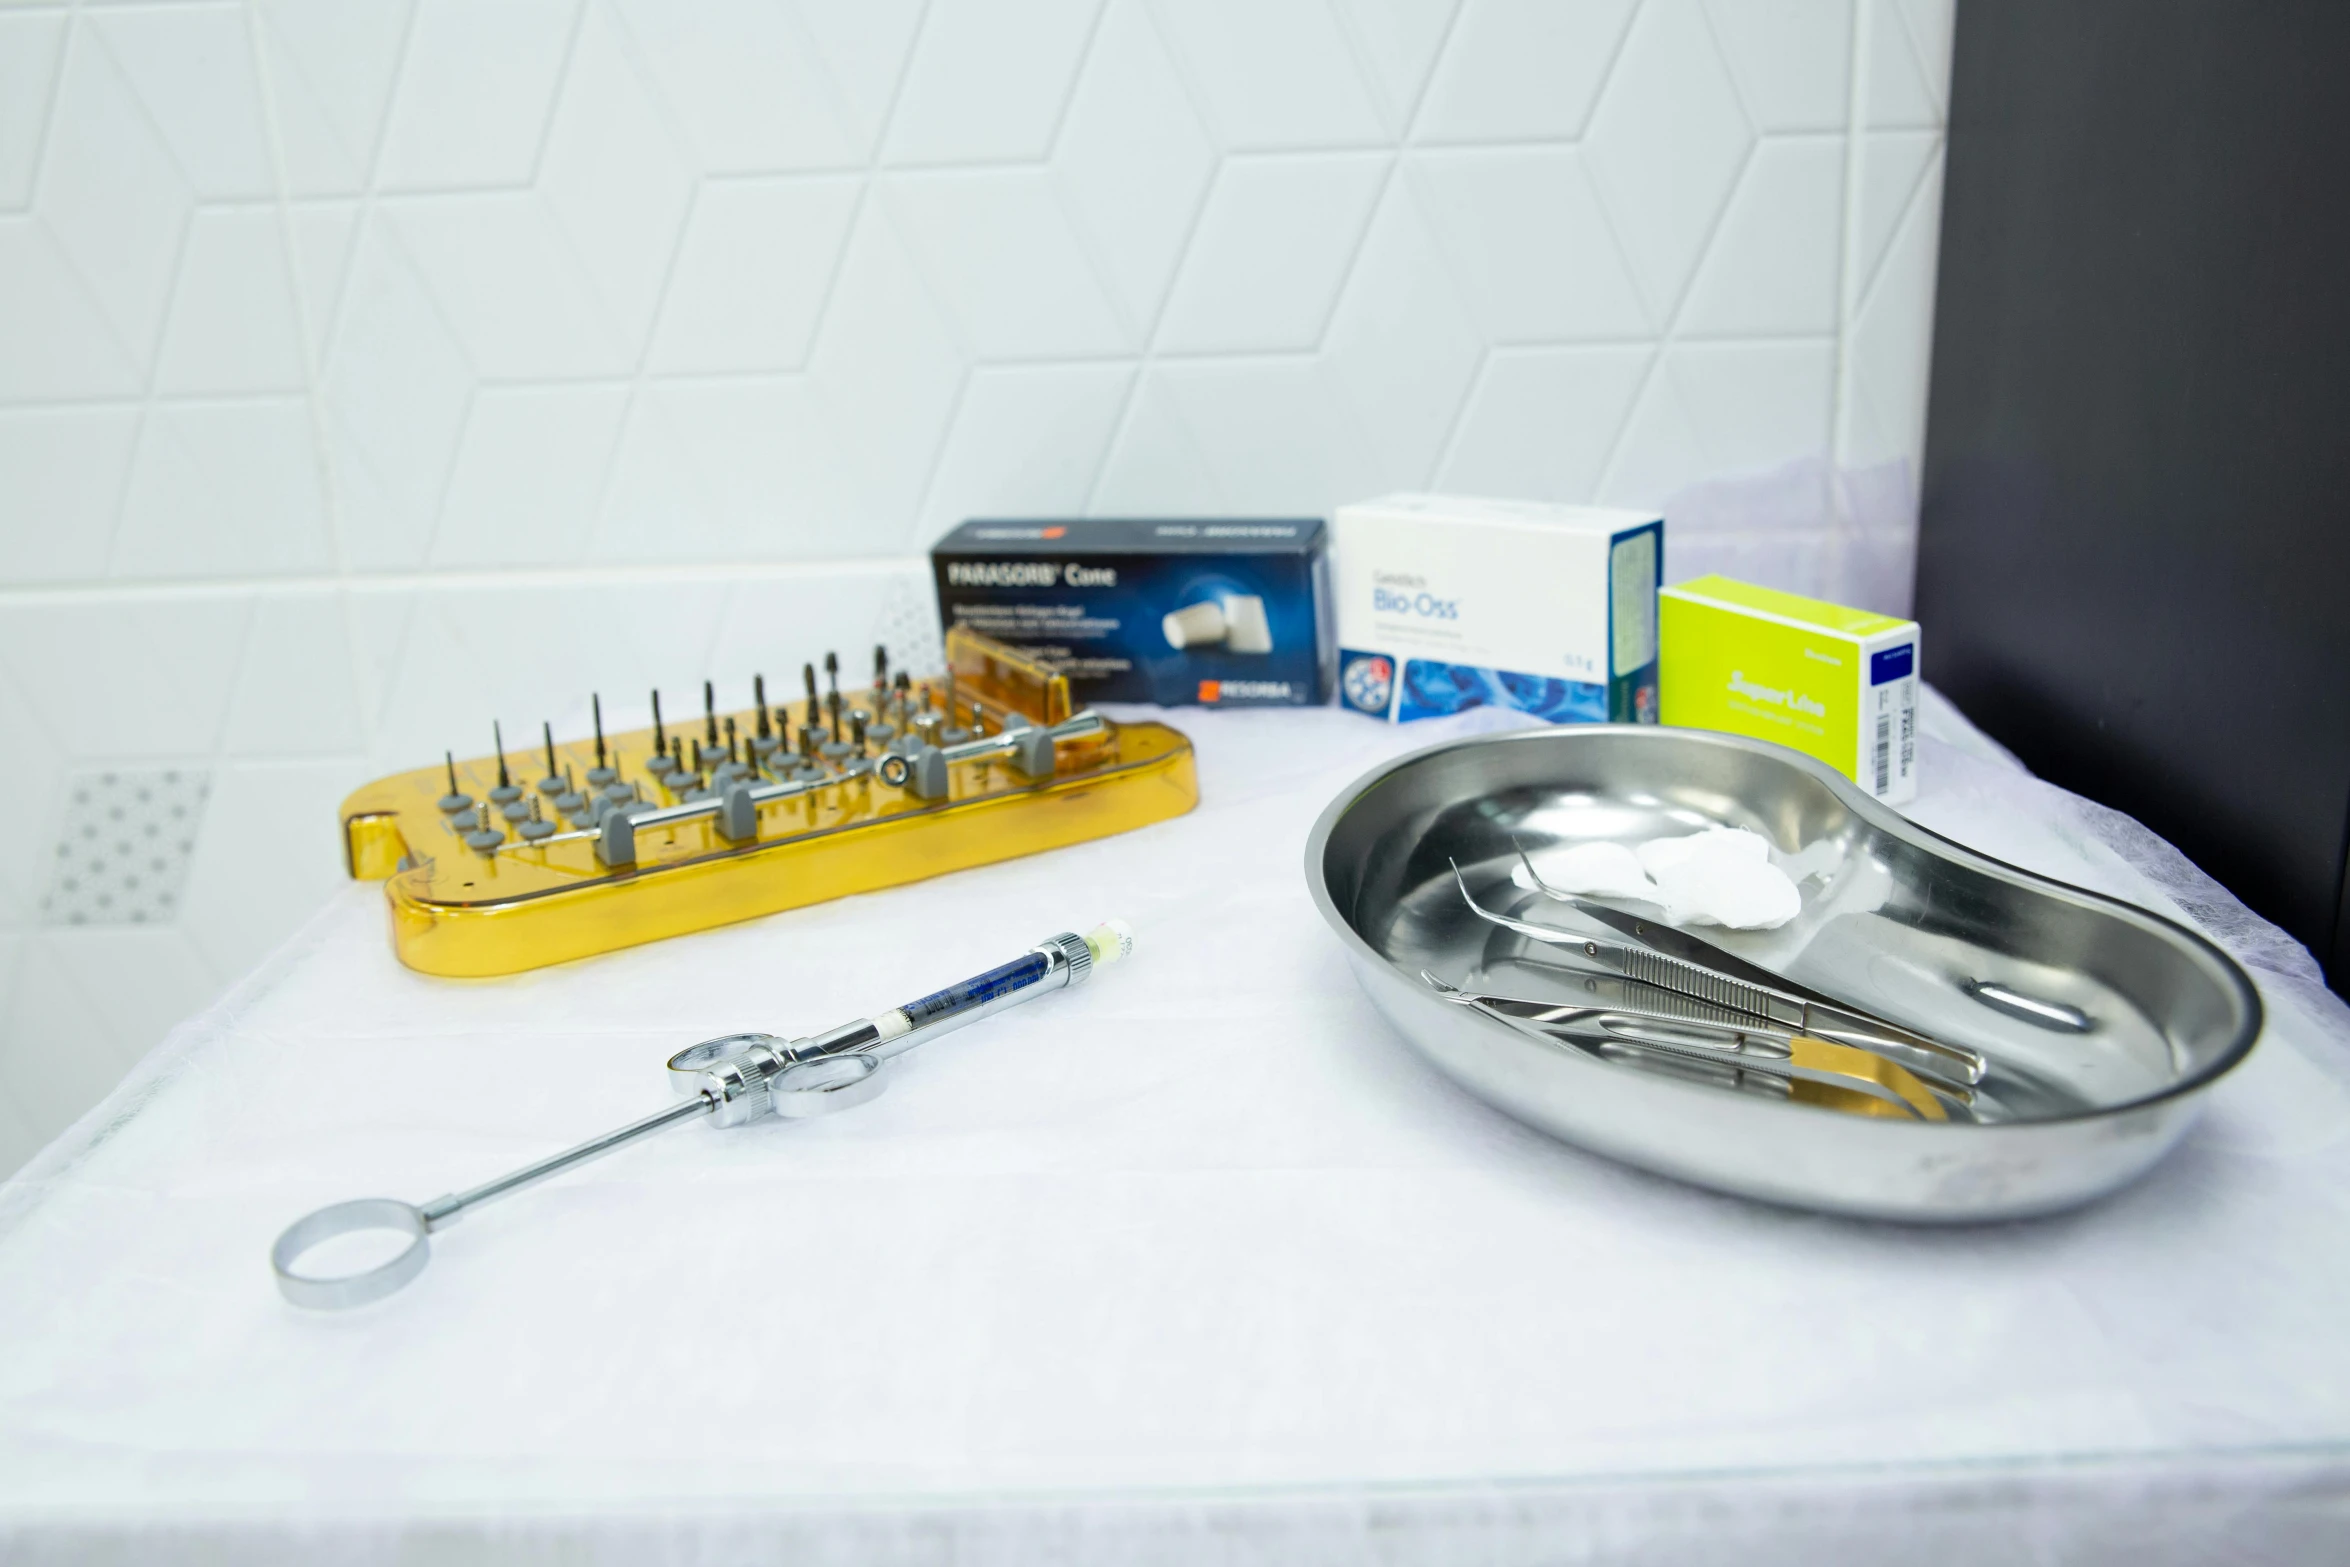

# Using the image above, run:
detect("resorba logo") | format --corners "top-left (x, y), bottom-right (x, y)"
top-left (1203, 679), bottom-right (1293, 702)
top-left (946, 560), bottom-right (1061, 587)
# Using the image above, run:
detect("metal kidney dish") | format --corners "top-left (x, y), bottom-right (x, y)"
top-left (1304, 725), bottom-right (2262, 1221)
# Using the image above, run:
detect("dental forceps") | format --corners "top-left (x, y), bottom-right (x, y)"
top-left (1452, 851), bottom-right (1986, 1094)
top-left (271, 921), bottom-right (1134, 1309)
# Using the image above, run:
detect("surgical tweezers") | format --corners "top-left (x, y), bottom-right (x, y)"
top-left (1450, 853), bottom-right (1987, 1093)
top-left (1421, 972), bottom-right (1953, 1121)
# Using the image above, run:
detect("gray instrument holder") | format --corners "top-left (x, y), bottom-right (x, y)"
top-left (1009, 727), bottom-right (1054, 778)
top-left (714, 784), bottom-right (759, 843)
top-left (899, 744), bottom-right (950, 800)
top-left (595, 803), bottom-right (652, 867)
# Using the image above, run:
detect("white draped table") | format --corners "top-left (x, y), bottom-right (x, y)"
top-left (4, 699), bottom-right (2347, 1563)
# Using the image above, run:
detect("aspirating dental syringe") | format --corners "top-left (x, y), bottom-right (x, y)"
top-left (271, 921), bottom-right (1135, 1309)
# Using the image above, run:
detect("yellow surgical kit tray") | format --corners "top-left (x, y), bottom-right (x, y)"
top-left (339, 628), bottom-right (1197, 977)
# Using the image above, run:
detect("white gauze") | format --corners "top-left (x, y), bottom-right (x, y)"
top-left (1634, 827), bottom-right (1800, 930)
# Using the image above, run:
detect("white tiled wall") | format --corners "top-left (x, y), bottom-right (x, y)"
top-left (0, 0), bottom-right (1953, 1173)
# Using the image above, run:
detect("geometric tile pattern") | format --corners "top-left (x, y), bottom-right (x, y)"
top-left (0, 0), bottom-right (1952, 1175)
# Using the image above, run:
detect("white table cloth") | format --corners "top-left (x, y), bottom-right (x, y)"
top-left (4, 698), bottom-right (2347, 1563)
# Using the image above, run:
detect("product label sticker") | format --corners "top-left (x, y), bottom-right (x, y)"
top-left (1869, 676), bottom-right (1920, 797)
top-left (1609, 527), bottom-right (1660, 676)
top-left (1338, 651), bottom-right (1396, 716)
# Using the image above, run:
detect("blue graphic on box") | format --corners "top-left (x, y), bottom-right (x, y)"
top-left (1398, 658), bottom-right (1611, 723)
top-left (1342, 648), bottom-right (1657, 723)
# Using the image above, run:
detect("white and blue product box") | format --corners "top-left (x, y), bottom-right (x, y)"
top-left (1332, 494), bottom-right (1663, 723)
top-left (930, 518), bottom-right (1332, 707)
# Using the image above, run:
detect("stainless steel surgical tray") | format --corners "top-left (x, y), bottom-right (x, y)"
top-left (1304, 725), bottom-right (2262, 1221)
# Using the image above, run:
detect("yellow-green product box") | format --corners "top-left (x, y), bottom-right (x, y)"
top-left (1659, 575), bottom-right (1920, 804)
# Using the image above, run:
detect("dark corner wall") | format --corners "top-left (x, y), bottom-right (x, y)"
top-left (1918, 0), bottom-right (2350, 994)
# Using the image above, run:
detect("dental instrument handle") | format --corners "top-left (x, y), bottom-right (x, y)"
top-left (273, 920), bottom-right (1137, 1309)
top-left (817, 919), bottom-right (1137, 1065)
top-left (417, 1096), bottom-right (713, 1230)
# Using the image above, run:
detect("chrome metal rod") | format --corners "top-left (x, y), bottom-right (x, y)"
top-left (940, 709), bottom-right (1105, 765)
top-left (623, 796), bottom-right (727, 831)
top-left (420, 1095), bottom-right (714, 1228)
top-left (498, 825), bottom-right (599, 853)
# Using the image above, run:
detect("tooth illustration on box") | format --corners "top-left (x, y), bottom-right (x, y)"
top-left (1221, 594), bottom-right (1273, 654)
top-left (1162, 599), bottom-right (1225, 649)
top-left (1162, 594), bottom-right (1272, 654)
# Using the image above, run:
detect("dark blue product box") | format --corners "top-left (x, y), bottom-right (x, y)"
top-left (931, 519), bottom-right (1332, 707)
